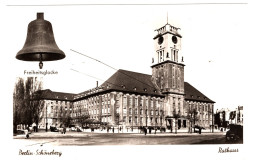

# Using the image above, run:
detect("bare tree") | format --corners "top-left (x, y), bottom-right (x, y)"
top-left (13, 77), bottom-right (44, 134)
top-left (13, 78), bottom-right (25, 134)
top-left (186, 108), bottom-right (199, 133)
top-left (60, 108), bottom-right (71, 127)
top-left (25, 77), bottom-right (45, 132)
top-left (77, 113), bottom-right (90, 128)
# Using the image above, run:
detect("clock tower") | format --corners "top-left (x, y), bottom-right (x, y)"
top-left (151, 22), bottom-right (185, 118)
top-left (151, 23), bottom-right (184, 94)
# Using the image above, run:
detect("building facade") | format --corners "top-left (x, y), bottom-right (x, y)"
top-left (214, 106), bottom-right (243, 128)
top-left (39, 22), bottom-right (215, 131)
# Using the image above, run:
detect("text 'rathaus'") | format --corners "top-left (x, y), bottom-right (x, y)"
top-left (39, 22), bottom-right (215, 132)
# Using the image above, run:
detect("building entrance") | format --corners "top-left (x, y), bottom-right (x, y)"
top-left (178, 119), bottom-right (181, 129)
top-left (183, 120), bottom-right (186, 128)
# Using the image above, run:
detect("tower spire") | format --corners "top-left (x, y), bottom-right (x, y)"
top-left (167, 12), bottom-right (168, 24)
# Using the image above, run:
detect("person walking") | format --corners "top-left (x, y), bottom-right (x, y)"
top-left (112, 127), bottom-right (114, 133)
top-left (63, 126), bottom-right (66, 134)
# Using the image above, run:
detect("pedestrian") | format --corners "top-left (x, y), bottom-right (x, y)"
top-left (63, 127), bottom-right (66, 134)
top-left (112, 127), bottom-right (114, 133)
top-left (155, 128), bottom-right (157, 134)
top-left (25, 129), bottom-right (29, 139)
top-left (144, 127), bottom-right (147, 135)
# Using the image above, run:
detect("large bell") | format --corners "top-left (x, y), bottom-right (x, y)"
top-left (16, 13), bottom-right (65, 69)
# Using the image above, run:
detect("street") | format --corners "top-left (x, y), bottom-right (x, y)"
top-left (13, 131), bottom-right (243, 146)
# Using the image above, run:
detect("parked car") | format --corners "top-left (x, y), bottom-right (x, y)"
top-left (16, 129), bottom-right (26, 135)
top-left (16, 129), bottom-right (30, 138)
top-left (193, 125), bottom-right (205, 134)
top-left (226, 124), bottom-right (243, 141)
top-left (50, 126), bottom-right (59, 132)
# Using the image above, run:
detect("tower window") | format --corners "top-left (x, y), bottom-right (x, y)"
top-left (173, 49), bottom-right (176, 61)
top-left (162, 50), bottom-right (164, 61)
top-left (160, 51), bottom-right (162, 62)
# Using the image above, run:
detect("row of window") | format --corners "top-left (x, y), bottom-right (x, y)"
top-left (187, 101), bottom-right (213, 112)
top-left (127, 116), bottom-right (163, 124)
top-left (120, 108), bottom-right (163, 116)
top-left (74, 94), bottom-right (111, 105)
top-left (121, 97), bottom-right (163, 108)
top-left (101, 116), bottom-right (111, 122)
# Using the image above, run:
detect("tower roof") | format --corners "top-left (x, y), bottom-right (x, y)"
top-left (154, 23), bottom-right (182, 39)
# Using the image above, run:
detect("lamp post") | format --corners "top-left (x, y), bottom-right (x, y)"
top-left (45, 102), bottom-right (48, 132)
top-left (212, 107), bottom-right (214, 133)
top-left (145, 109), bottom-right (147, 127)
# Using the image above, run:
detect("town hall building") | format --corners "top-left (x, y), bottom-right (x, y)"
top-left (39, 22), bottom-right (215, 132)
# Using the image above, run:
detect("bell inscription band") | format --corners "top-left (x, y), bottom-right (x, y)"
top-left (16, 13), bottom-right (65, 69)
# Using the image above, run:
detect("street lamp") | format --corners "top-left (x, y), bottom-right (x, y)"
top-left (46, 102), bottom-right (48, 132)
top-left (145, 109), bottom-right (148, 127)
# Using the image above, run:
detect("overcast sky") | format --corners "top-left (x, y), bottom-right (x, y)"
top-left (3, 1), bottom-right (251, 111)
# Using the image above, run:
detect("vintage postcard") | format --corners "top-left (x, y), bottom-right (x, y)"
top-left (0, 0), bottom-right (257, 163)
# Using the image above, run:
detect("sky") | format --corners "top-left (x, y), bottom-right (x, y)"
top-left (2, 1), bottom-right (251, 111)
top-left (1, 0), bottom-right (259, 163)
top-left (2, 0), bottom-right (258, 111)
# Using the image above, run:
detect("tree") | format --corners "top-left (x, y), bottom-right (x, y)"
top-left (115, 113), bottom-right (120, 133)
top-left (173, 110), bottom-right (181, 134)
top-left (13, 77), bottom-right (44, 134)
top-left (187, 108), bottom-right (199, 133)
top-left (25, 77), bottom-right (45, 132)
top-left (60, 111), bottom-right (71, 127)
top-left (13, 78), bottom-right (25, 134)
top-left (77, 113), bottom-right (90, 128)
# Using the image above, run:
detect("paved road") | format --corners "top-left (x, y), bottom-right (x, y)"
top-left (13, 131), bottom-right (242, 146)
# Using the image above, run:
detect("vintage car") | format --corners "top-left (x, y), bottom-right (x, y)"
top-left (226, 124), bottom-right (243, 141)
top-left (193, 125), bottom-right (205, 134)
top-left (50, 126), bottom-right (59, 132)
top-left (16, 129), bottom-right (30, 138)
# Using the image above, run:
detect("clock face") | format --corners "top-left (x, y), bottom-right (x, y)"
top-left (172, 36), bottom-right (178, 44)
top-left (158, 36), bottom-right (164, 45)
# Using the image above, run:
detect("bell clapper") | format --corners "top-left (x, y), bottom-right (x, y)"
top-left (39, 53), bottom-right (43, 69)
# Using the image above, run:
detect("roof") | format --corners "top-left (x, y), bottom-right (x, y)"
top-left (184, 82), bottom-right (215, 103)
top-left (40, 69), bottom-right (215, 103)
top-left (39, 89), bottom-right (76, 101)
top-left (100, 69), bottom-right (163, 97)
